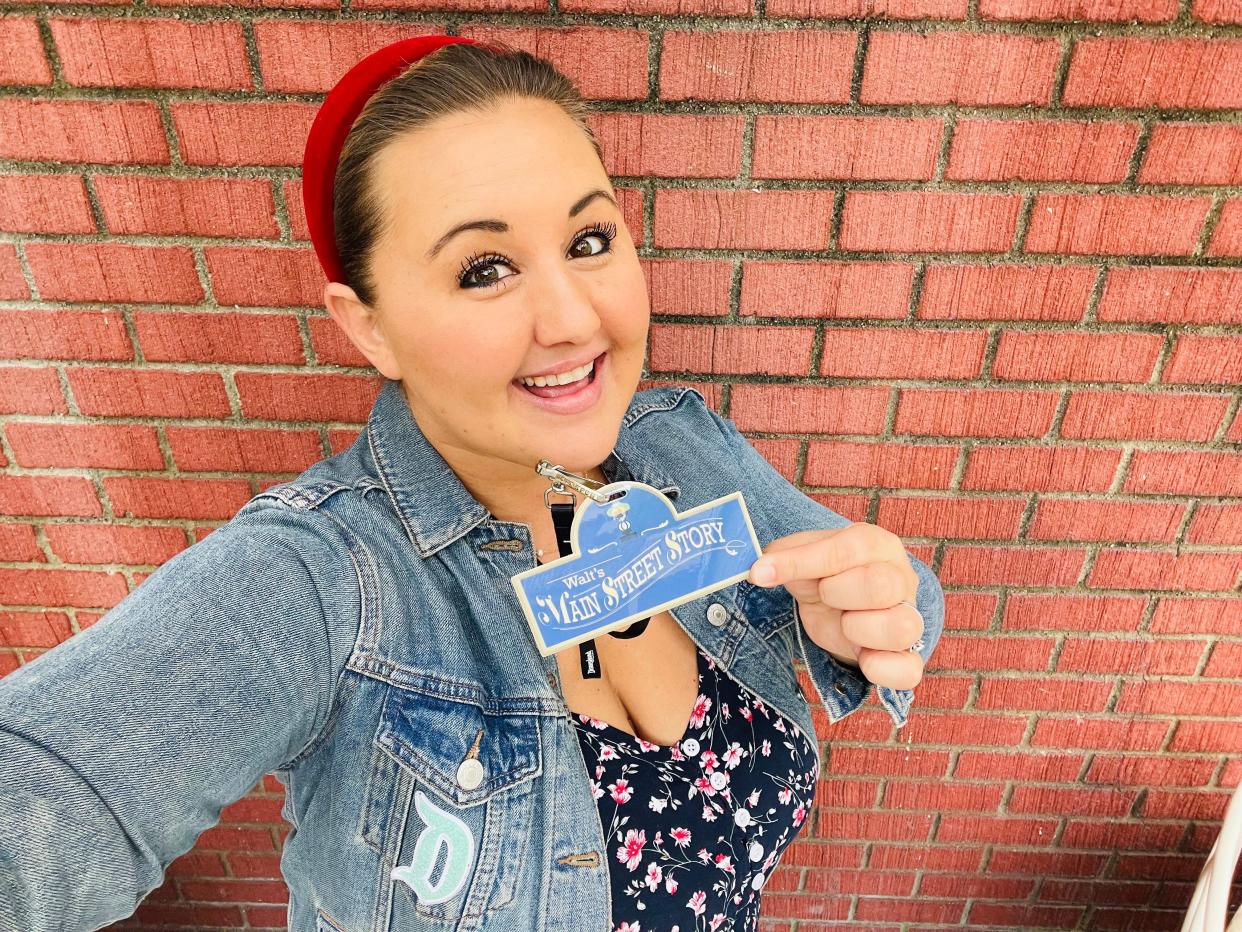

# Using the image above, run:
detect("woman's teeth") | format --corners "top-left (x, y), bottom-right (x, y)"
top-left (519, 359), bottom-right (594, 388)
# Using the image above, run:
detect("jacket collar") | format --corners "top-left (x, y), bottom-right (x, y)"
top-left (365, 378), bottom-right (683, 558)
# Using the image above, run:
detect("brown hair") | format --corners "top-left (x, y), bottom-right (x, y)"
top-left (332, 40), bottom-right (605, 309)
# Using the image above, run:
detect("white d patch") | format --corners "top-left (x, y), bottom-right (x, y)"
top-left (391, 789), bottom-right (477, 905)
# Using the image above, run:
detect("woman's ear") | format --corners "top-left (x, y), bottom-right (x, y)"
top-left (323, 281), bottom-right (402, 381)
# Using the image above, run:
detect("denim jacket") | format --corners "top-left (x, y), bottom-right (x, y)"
top-left (0, 379), bottom-right (944, 932)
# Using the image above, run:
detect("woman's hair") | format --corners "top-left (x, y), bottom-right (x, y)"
top-left (333, 40), bottom-right (605, 308)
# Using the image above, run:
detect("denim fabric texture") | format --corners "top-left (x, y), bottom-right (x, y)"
top-left (0, 379), bottom-right (945, 932)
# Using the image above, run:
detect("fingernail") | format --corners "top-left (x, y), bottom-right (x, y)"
top-left (752, 561), bottom-right (776, 585)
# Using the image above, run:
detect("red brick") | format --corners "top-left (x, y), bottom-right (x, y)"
top-left (1113, 852), bottom-right (1206, 881)
top-left (1207, 198), bottom-right (1242, 257)
top-left (861, 32), bottom-right (1059, 106)
top-left (0, 175), bottom-right (94, 234)
top-left (1039, 879), bottom-right (1159, 907)
top-left (1004, 593), bottom-right (1146, 633)
top-left (937, 814), bottom-right (1060, 845)
top-left (963, 445), bottom-right (1122, 493)
top-left (0, 525), bottom-right (41, 562)
top-left (1028, 499), bottom-right (1184, 544)
top-left (1087, 754), bottom-right (1218, 787)
top-left (649, 323), bottom-right (815, 376)
top-left (0, 246), bottom-right (27, 301)
top-left (1163, 334), bottom-right (1242, 386)
top-left (1186, 502), bottom-right (1242, 546)
top-left (172, 102), bottom-right (316, 167)
top-left (731, 384), bottom-right (889, 434)
top-left (1192, 0), bottom-right (1242, 21)
top-left (204, 247), bottom-right (324, 308)
top-left (235, 372), bottom-right (379, 424)
top-left (1090, 548), bottom-right (1240, 592)
top-left (1139, 123), bottom-right (1242, 184)
top-left (50, 18), bottom-right (251, 90)
top-left (882, 779), bottom-right (1006, 812)
top-left (740, 261), bottom-right (913, 320)
top-left (0, 612), bottom-right (73, 649)
top-left (0, 310), bottom-right (132, 362)
top-left (0, 566), bottom-right (127, 608)
top-left (660, 30), bottom-right (856, 103)
top-left (993, 330), bottom-right (1162, 383)
top-left (104, 477), bottom-right (253, 521)
top-left (1149, 597), bottom-right (1242, 635)
top-left (989, 849), bottom-right (1107, 876)
top-left (66, 368), bottom-right (230, 419)
top-left (767, 0), bottom-right (966, 16)
top-left (1061, 390), bottom-right (1230, 442)
top-left (947, 119), bottom-right (1139, 182)
top-left (1024, 194), bottom-right (1210, 257)
top-left (1124, 451), bottom-right (1242, 497)
top-left (0, 367), bottom-right (66, 415)
top-left (827, 746), bottom-right (950, 777)
top-left (1062, 38), bottom-right (1242, 110)
top-left (820, 810), bottom-right (935, 842)
top-left (754, 115), bottom-right (942, 181)
top-left (94, 176), bottom-right (278, 238)
top-left (1031, 716), bottom-right (1170, 751)
top-left (6, 422), bottom-right (164, 470)
top-left (0, 98), bottom-right (168, 164)
top-left (592, 113), bottom-right (744, 179)
top-left (870, 843), bottom-right (984, 872)
top-left (26, 243), bottom-right (202, 304)
top-left (984, 0), bottom-right (1175, 16)
top-left (801, 868), bottom-right (916, 897)
top-left (0, 17), bottom-right (52, 85)
top-left (253, 21), bottom-right (443, 94)
top-left (780, 841), bottom-right (865, 869)
top-left (819, 328), bottom-right (986, 379)
top-left (970, 904), bottom-right (1087, 927)
top-left (167, 427), bottom-right (324, 474)
top-left (43, 523), bottom-right (188, 565)
top-left (805, 441), bottom-right (958, 491)
top-left (895, 387), bottom-right (1059, 438)
top-left (1058, 637), bottom-right (1206, 676)
top-left (927, 635), bottom-right (1054, 673)
top-left (1142, 789), bottom-right (1233, 821)
top-left (1169, 719), bottom-right (1242, 753)
top-left (919, 872), bottom-right (1036, 899)
top-left (1119, 680), bottom-right (1242, 717)
top-left (1009, 785), bottom-right (1138, 818)
top-left (1097, 266), bottom-right (1242, 325)
top-left (855, 898), bottom-right (967, 924)
top-left (918, 263), bottom-right (1097, 322)
top-left (974, 676), bottom-right (1112, 712)
top-left (133, 312), bottom-right (304, 366)
top-left (839, 191), bottom-right (1020, 253)
top-left (876, 495), bottom-right (1026, 540)
top-left (645, 259), bottom-right (734, 317)
top-left (655, 188), bottom-right (834, 250)
top-left (814, 777), bottom-right (881, 809)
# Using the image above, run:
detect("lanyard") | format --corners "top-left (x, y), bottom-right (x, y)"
top-left (542, 463), bottom-right (649, 680)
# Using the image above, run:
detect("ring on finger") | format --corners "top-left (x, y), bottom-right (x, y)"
top-left (899, 599), bottom-right (925, 654)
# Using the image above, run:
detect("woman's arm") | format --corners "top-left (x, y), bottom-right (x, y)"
top-left (0, 504), bottom-right (358, 931)
top-left (697, 392), bottom-right (945, 728)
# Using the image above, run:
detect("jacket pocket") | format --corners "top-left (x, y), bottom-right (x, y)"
top-left (372, 682), bottom-right (544, 928)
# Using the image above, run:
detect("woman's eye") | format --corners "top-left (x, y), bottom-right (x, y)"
top-left (457, 222), bottom-right (616, 291)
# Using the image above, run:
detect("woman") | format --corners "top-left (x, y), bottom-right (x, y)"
top-left (0, 37), bottom-right (943, 932)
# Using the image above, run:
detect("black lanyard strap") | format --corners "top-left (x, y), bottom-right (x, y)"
top-left (548, 501), bottom-right (650, 680)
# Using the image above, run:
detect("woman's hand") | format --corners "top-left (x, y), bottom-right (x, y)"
top-left (747, 523), bottom-right (926, 691)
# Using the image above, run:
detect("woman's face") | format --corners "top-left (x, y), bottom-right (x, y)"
top-left (343, 96), bottom-right (649, 500)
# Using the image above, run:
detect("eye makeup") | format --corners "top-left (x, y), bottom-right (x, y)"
top-left (456, 221), bottom-right (618, 291)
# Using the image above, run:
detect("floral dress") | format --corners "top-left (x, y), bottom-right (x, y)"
top-left (570, 643), bottom-right (820, 932)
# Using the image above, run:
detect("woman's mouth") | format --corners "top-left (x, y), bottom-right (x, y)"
top-left (512, 351), bottom-right (606, 414)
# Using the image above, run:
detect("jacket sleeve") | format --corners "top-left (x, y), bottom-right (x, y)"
top-left (695, 390), bottom-right (945, 729)
top-left (0, 502), bottom-right (357, 932)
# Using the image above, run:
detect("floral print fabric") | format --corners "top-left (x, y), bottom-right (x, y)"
top-left (570, 643), bottom-right (820, 932)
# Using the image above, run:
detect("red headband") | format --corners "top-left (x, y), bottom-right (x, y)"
top-left (302, 35), bottom-right (495, 286)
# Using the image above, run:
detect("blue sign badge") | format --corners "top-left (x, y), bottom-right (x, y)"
top-left (510, 481), bottom-right (762, 656)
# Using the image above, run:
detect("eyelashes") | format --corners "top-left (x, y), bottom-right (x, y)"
top-left (457, 221), bottom-right (618, 290)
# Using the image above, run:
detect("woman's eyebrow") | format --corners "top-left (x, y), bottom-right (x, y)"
top-left (425, 188), bottom-right (618, 261)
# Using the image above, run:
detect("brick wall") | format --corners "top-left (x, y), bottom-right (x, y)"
top-left (0, 2), bottom-right (1239, 930)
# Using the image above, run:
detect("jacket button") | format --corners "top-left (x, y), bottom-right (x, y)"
top-left (707, 603), bottom-right (728, 627)
top-left (456, 757), bottom-right (485, 790)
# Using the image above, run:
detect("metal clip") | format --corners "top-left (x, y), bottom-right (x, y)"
top-left (535, 460), bottom-right (618, 506)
